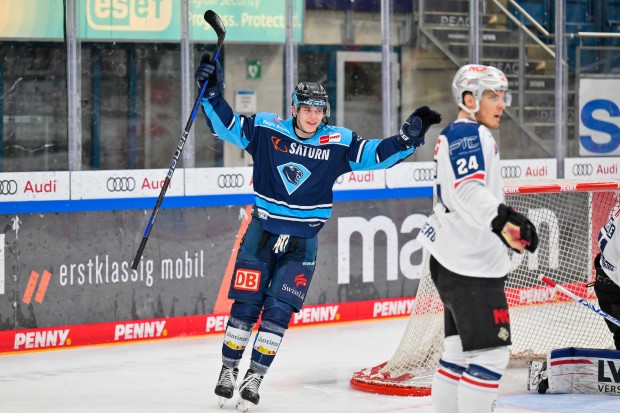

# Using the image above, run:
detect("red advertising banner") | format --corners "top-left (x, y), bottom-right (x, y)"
top-left (0, 297), bottom-right (415, 354)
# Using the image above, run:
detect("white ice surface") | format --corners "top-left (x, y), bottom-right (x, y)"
top-left (0, 318), bottom-right (617, 412)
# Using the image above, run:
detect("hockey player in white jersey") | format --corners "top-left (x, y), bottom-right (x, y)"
top-left (594, 208), bottom-right (620, 350)
top-left (527, 208), bottom-right (620, 396)
top-left (417, 64), bottom-right (539, 413)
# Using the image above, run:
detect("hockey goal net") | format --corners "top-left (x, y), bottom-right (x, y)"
top-left (351, 179), bottom-right (620, 396)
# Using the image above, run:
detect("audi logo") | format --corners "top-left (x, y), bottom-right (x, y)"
top-left (572, 163), bottom-right (593, 176)
top-left (501, 166), bottom-right (522, 179)
top-left (218, 174), bottom-right (244, 188)
top-left (412, 168), bottom-right (435, 182)
top-left (107, 177), bottom-right (136, 192)
top-left (0, 180), bottom-right (18, 195)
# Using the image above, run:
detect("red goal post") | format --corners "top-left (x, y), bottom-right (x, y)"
top-left (350, 179), bottom-right (620, 396)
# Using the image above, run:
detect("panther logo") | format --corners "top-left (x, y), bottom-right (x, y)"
top-left (283, 165), bottom-right (303, 185)
top-left (277, 162), bottom-right (311, 195)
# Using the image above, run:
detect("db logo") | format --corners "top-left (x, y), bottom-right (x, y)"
top-left (234, 269), bottom-right (261, 292)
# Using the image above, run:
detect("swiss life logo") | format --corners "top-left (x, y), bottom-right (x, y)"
top-left (86, 0), bottom-right (173, 31)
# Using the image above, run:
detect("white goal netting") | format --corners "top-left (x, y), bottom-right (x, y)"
top-left (351, 180), bottom-right (619, 396)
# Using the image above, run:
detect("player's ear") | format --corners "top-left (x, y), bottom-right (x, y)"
top-left (463, 93), bottom-right (475, 110)
top-left (291, 106), bottom-right (297, 117)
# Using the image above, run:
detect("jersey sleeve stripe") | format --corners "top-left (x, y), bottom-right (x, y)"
top-left (355, 140), bottom-right (366, 164)
top-left (203, 100), bottom-right (249, 148)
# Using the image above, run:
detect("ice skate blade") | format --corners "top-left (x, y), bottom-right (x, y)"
top-left (218, 396), bottom-right (229, 408)
top-left (235, 398), bottom-right (255, 412)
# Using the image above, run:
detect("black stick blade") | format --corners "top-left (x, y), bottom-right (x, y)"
top-left (204, 10), bottom-right (226, 47)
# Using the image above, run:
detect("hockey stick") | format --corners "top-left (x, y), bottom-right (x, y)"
top-left (539, 273), bottom-right (620, 327)
top-left (131, 10), bottom-right (226, 270)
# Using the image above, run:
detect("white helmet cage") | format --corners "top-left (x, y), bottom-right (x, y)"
top-left (452, 64), bottom-right (512, 115)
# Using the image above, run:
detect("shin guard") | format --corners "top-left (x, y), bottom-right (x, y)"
top-left (222, 303), bottom-right (261, 368)
top-left (250, 297), bottom-right (293, 374)
top-left (222, 321), bottom-right (252, 368)
top-left (432, 336), bottom-right (466, 413)
top-left (458, 346), bottom-right (509, 413)
top-left (432, 359), bottom-right (464, 413)
top-left (458, 364), bottom-right (502, 413)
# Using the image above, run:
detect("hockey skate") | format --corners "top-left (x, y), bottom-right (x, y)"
top-left (235, 369), bottom-right (264, 412)
top-left (215, 364), bottom-right (239, 408)
top-left (527, 360), bottom-right (549, 394)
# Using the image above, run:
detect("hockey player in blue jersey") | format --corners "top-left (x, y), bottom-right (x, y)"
top-left (195, 54), bottom-right (441, 411)
top-left (417, 64), bottom-right (538, 413)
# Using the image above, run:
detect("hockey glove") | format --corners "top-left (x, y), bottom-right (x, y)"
top-left (194, 53), bottom-right (225, 98)
top-left (397, 105), bottom-right (442, 148)
top-left (491, 203), bottom-right (539, 253)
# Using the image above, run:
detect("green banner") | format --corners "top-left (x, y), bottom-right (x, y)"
top-left (189, 0), bottom-right (303, 43)
top-left (0, 0), bottom-right (64, 39)
top-left (81, 0), bottom-right (181, 40)
top-left (0, 0), bottom-right (302, 42)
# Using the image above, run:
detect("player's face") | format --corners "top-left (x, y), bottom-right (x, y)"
top-left (475, 90), bottom-right (506, 130)
top-left (294, 105), bottom-right (324, 134)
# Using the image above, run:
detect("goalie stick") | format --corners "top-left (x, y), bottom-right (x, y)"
top-left (131, 10), bottom-right (226, 270)
top-left (539, 273), bottom-right (620, 327)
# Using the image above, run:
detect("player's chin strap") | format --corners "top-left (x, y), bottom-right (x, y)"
top-left (458, 101), bottom-right (480, 120)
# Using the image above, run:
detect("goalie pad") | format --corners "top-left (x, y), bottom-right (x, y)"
top-left (533, 347), bottom-right (620, 396)
top-left (491, 203), bottom-right (538, 253)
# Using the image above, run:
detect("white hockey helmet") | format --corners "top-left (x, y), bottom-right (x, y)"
top-left (452, 64), bottom-right (511, 114)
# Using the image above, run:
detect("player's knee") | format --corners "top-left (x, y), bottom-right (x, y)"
top-left (261, 296), bottom-right (294, 330)
top-left (466, 346), bottom-right (510, 376)
top-left (230, 301), bottom-right (262, 328)
top-left (441, 335), bottom-right (467, 368)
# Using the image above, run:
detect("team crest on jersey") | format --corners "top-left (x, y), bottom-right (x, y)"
top-left (277, 162), bottom-right (311, 194)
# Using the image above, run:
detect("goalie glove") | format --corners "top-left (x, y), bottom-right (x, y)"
top-left (491, 203), bottom-right (539, 253)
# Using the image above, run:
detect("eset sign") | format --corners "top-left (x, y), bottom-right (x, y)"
top-left (579, 78), bottom-right (620, 156)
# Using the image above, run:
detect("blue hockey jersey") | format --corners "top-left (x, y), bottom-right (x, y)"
top-left (200, 95), bottom-right (415, 238)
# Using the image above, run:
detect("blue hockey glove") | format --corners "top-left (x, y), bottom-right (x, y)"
top-left (397, 105), bottom-right (442, 148)
top-left (194, 53), bottom-right (225, 98)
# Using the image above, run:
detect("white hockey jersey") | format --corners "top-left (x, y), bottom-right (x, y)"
top-left (598, 208), bottom-right (620, 287)
top-left (416, 118), bottom-right (510, 278)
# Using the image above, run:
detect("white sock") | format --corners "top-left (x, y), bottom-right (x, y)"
top-left (457, 370), bottom-right (500, 413)
top-left (431, 366), bottom-right (461, 413)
